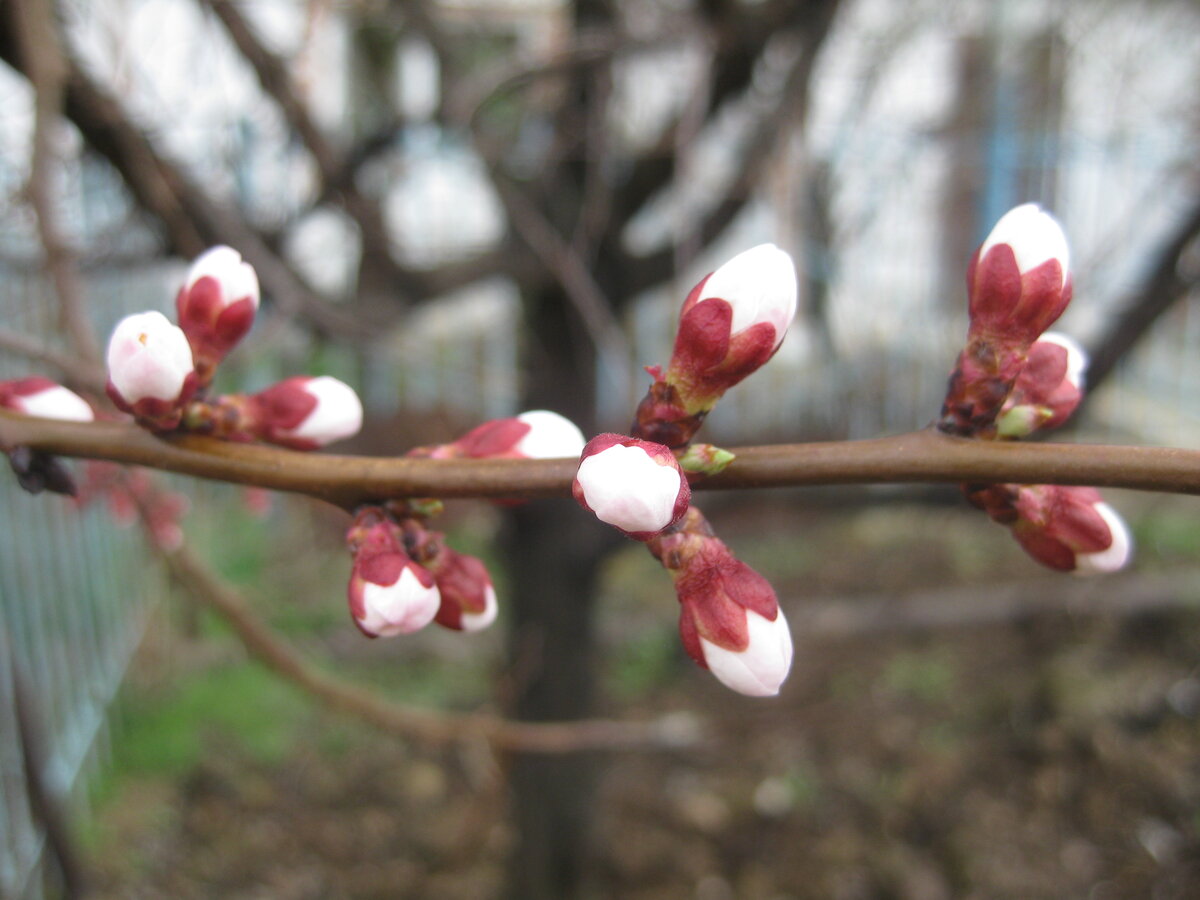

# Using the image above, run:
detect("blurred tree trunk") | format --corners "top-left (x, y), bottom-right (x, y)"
top-left (501, 276), bottom-right (609, 898)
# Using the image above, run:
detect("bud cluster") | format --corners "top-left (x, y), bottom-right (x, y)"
top-left (567, 244), bottom-right (799, 696)
top-left (939, 205), bottom-right (1073, 437)
top-left (341, 410), bottom-right (588, 640)
top-left (103, 245), bottom-right (363, 447)
top-left (940, 204), bottom-right (1131, 574)
top-left (345, 505), bottom-right (498, 638)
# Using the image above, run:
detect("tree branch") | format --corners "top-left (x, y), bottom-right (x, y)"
top-left (11, 0), bottom-right (101, 366)
top-left (0, 3), bottom-right (364, 339)
top-left (1085, 193), bottom-right (1200, 392)
top-left (163, 541), bottom-right (697, 754)
top-left (203, 0), bottom-right (426, 300)
top-left (3, 412), bottom-right (1199, 508)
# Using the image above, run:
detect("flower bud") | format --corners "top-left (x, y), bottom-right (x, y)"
top-left (431, 548), bottom-right (499, 632)
top-left (251, 375), bottom-right (363, 450)
top-left (673, 541), bottom-right (793, 697)
top-left (573, 433), bottom-right (690, 540)
top-left (444, 409), bottom-right (585, 459)
top-left (347, 519), bottom-right (440, 637)
top-left (177, 246), bottom-right (260, 382)
top-left (996, 332), bottom-right (1086, 438)
top-left (977, 484), bottom-right (1133, 574)
top-left (663, 244), bottom-right (797, 415)
top-left (105, 311), bottom-right (198, 429)
top-left (968, 203), bottom-right (1071, 345)
top-left (0, 377), bottom-right (93, 422)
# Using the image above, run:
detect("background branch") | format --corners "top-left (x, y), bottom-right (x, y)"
top-left (163, 542), bottom-right (697, 754)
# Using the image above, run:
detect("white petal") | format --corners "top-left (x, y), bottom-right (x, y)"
top-left (1074, 502), bottom-right (1133, 575)
top-left (576, 444), bottom-right (681, 533)
top-left (697, 244), bottom-right (797, 345)
top-left (186, 245), bottom-right (260, 309)
top-left (17, 385), bottom-right (93, 422)
top-left (701, 608), bottom-right (793, 697)
top-left (360, 567), bottom-right (440, 636)
top-left (459, 585), bottom-right (499, 632)
top-left (1037, 332), bottom-right (1088, 390)
top-left (514, 410), bottom-right (586, 458)
top-left (283, 376), bottom-right (363, 445)
top-left (106, 311), bottom-right (195, 402)
top-left (979, 203), bottom-right (1070, 287)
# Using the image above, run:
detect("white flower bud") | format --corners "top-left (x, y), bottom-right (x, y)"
top-left (700, 607), bottom-right (794, 697)
top-left (979, 203), bottom-right (1070, 288)
top-left (513, 410), bottom-right (586, 459)
top-left (106, 311), bottom-right (196, 405)
top-left (695, 243), bottom-right (797, 348)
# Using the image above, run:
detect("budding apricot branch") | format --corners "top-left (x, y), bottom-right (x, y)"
top-left (3, 411), bottom-right (1199, 504)
top-left (5, 210), bottom-right (1200, 697)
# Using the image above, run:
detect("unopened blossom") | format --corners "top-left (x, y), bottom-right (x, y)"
top-left (177, 246), bottom-right (260, 382)
top-left (431, 548), bottom-right (499, 632)
top-left (0, 377), bottom-right (93, 422)
top-left (996, 332), bottom-right (1087, 438)
top-left (436, 409), bottom-right (586, 460)
top-left (251, 375), bottom-right (363, 450)
top-left (105, 311), bottom-right (198, 429)
top-left (693, 603), bottom-right (794, 698)
top-left (347, 518), bottom-right (440, 637)
top-left (968, 203), bottom-right (1072, 345)
top-left (635, 243), bottom-right (797, 446)
top-left (1073, 501), bottom-right (1133, 575)
top-left (966, 483), bottom-right (1132, 574)
top-left (573, 433), bottom-right (690, 540)
top-left (654, 512), bottom-right (792, 697)
top-left (939, 205), bottom-right (1074, 437)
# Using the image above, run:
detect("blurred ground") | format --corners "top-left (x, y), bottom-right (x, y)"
top-left (84, 490), bottom-right (1200, 899)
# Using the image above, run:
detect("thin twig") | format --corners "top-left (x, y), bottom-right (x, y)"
top-left (3, 412), bottom-right (1200, 507)
top-left (0, 328), bottom-right (105, 394)
top-left (162, 543), bottom-right (698, 754)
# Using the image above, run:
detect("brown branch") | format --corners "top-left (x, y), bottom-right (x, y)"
top-left (619, 0), bottom-right (841, 296)
top-left (203, 0), bottom-right (425, 301)
top-left (0, 5), bottom-right (364, 340)
top-left (489, 171), bottom-right (633, 393)
top-left (1085, 193), bottom-right (1200, 392)
top-left (793, 569), bottom-right (1200, 638)
top-left (0, 327), bottom-right (105, 395)
top-left (11, 0), bottom-right (101, 366)
top-left (162, 542), bottom-right (697, 754)
top-left (3, 412), bottom-right (1200, 507)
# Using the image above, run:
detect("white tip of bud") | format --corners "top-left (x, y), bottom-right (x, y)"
top-left (1037, 331), bottom-right (1088, 390)
top-left (1075, 503), bottom-right (1133, 575)
top-left (514, 410), bottom-right (586, 459)
top-left (701, 607), bottom-right (794, 697)
top-left (186, 245), bottom-right (260, 310)
top-left (12, 384), bottom-right (94, 423)
top-left (979, 203), bottom-right (1070, 287)
top-left (106, 311), bottom-right (196, 404)
top-left (575, 443), bottom-right (683, 535)
top-left (281, 376), bottom-right (363, 447)
top-left (357, 567), bottom-right (441, 637)
top-left (460, 585), bottom-right (499, 632)
top-left (698, 243), bottom-right (798, 346)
